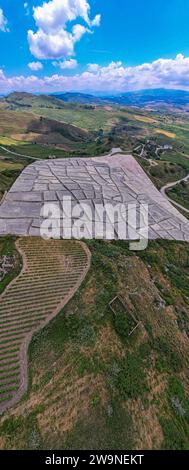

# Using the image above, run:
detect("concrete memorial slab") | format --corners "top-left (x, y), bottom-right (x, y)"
top-left (0, 152), bottom-right (189, 241)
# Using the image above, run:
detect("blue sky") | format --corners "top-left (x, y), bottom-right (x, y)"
top-left (0, 0), bottom-right (189, 93)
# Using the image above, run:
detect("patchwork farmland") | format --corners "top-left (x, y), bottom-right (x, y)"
top-left (0, 237), bottom-right (90, 413)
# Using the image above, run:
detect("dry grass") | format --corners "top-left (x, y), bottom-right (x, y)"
top-left (0, 161), bottom-right (23, 171)
top-left (10, 133), bottom-right (42, 142)
top-left (134, 114), bottom-right (157, 124)
top-left (155, 129), bottom-right (176, 138)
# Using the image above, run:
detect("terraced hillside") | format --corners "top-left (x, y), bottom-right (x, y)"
top-left (0, 238), bottom-right (90, 413)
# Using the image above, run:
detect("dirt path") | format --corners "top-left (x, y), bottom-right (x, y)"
top-left (0, 238), bottom-right (91, 414)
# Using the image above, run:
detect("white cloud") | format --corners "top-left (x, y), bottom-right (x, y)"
top-left (87, 61), bottom-right (123, 74)
top-left (0, 69), bottom-right (5, 79)
top-left (52, 59), bottom-right (78, 70)
top-left (1, 54), bottom-right (189, 94)
top-left (0, 8), bottom-right (8, 32)
top-left (72, 23), bottom-right (89, 41)
top-left (24, 2), bottom-right (30, 16)
top-left (91, 14), bottom-right (101, 27)
top-left (28, 61), bottom-right (43, 71)
top-left (87, 63), bottom-right (100, 73)
top-left (28, 0), bottom-right (101, 60)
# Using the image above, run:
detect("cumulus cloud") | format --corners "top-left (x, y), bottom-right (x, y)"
top-left (28, 0), bottom-right (101, 60)
top-left (0, 8), bottom-right (8, 32)
top-left (52, 58), bottom-right (78, 70)
top-left (1, 54), bottom-right (189, 94)
top-left (28, 61), bottom-right (43, 71)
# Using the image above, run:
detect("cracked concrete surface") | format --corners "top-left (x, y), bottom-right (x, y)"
top-left (0, 152), bottom-right (189, 241)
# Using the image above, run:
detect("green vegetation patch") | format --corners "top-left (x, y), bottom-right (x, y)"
top-left (114, 353), bottom-right (148, 400)
top-left (168, 180), bottom-right (189, 211)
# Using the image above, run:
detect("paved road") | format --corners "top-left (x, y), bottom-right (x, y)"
top-left (161, 173), bottom-right (189, 214)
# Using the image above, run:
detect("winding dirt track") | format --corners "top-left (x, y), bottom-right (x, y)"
top-left (0, 238), bottom-right (91, 414)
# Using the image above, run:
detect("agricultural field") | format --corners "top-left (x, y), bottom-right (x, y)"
top-left (0, 239), bottom-right (189, 449)
top-left (0, 156), bottom-right (26, 202)
top-left (0, 108), bottom-right (92, 149)
top-left (1, 94), bottom-right (189, 227)
top-left (2, 93), bottom-right (189, 186)
top-left (1, 93), bottom-right (122, 132)
top-left (0, 237), bottom-right (90, 413)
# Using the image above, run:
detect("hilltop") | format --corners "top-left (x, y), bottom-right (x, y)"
top-left (2, 92), bottom-right (67, 111)
top-left (52, 92), bottom-right (104, 105)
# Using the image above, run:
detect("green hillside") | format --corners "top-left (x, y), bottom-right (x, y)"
top-left (3, 92), bottom-right (67, 110)
top-left (1, 92), bottom-right (121, 131)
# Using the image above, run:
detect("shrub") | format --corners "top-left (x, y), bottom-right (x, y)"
top-left (113, 311), bottom-right (136, 341)
top-left (116, 353), bottom-right (148, 399)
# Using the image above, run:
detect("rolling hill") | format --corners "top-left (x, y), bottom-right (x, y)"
top-left (3, 92), bottom-right (67, 111)
top-left (0, 92), bottom-right (120, 131)
top-left (52, 92), bottom-right (105, 105)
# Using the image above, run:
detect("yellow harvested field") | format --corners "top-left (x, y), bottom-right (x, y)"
top-left (0, 161), bottom-right (23, 171)
top-left (11, 133), bottom-right (41, 142)
top-left (155, 129), bottom-right (176, 138)
top-left (0, 136), bottom-right (26, 146)
top-left (133, 114), bottom-right (157, 123)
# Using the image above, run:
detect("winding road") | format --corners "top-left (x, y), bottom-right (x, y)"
top-left (161, 173), bottom-right (189, 214)
top-left (0, 145), bottom-right (39, 161)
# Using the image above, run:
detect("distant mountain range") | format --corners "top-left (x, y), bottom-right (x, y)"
top-left (1, 89), bottom-right (189, 111)
top-left (105, 89), bottom-right (189, 108)
top-left (52, 89), bottom-right (189, 109)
